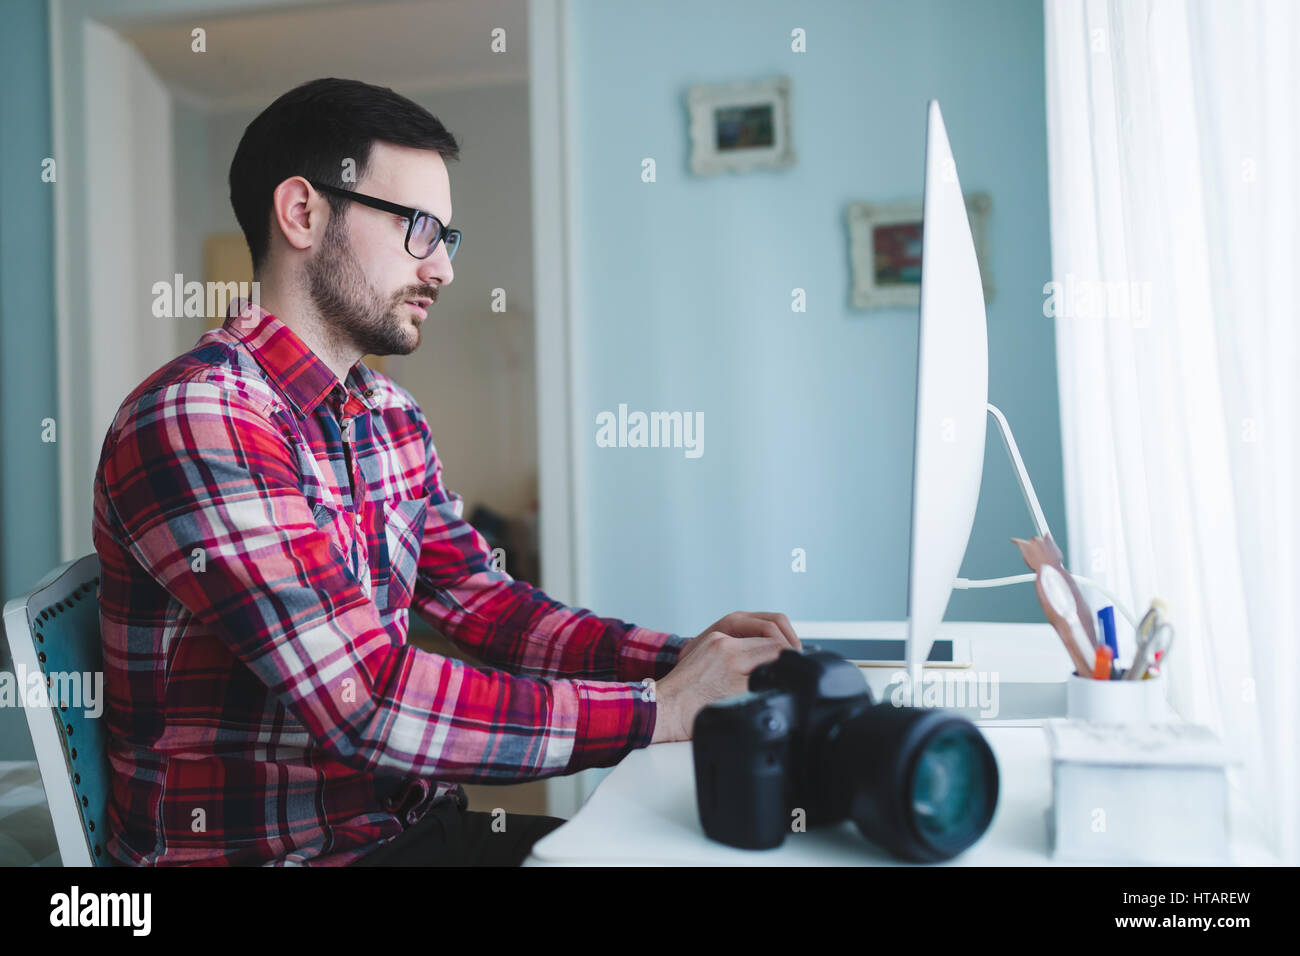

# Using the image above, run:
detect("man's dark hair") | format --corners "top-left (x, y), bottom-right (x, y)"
top-left (229, 77), bottom-right (460, 272)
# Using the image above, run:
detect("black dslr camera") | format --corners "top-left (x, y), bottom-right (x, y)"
top-left (692, 647), bottom-right (998, 862)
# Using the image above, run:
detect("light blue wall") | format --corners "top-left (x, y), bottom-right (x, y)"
top-left (569, 0), bottom-right (1064, 634)
top-left (0, 0), bottom-right (58, 761)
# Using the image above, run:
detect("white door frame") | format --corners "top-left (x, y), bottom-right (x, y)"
top-left (52, 0), bottom-right (591, 819)
top-left (529, 0), bottom-right (598, 818)
top-left (528, 0), bottom-right (587, 610)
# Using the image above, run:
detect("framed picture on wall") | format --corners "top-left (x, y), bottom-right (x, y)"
top-left (686, 75), bottom-right (795, 176)
top-left (847, 194), bottom-right (993, 309)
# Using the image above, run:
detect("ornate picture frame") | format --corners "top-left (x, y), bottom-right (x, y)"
top-left (847, 193), bottom-right (993, 309)
top-left (687, 76), bottom-right (795, 176)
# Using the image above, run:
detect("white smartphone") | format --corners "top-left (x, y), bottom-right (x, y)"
top-left (800, 636), bottom-right (973, 669)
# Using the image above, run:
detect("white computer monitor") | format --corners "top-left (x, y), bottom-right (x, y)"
top-left (903, 101), bottom-right (990, 695)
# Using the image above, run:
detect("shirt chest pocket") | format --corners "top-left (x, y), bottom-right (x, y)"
top-left (311, 499), bottom-right (371, 596)
top-left (381, 495), bottom-right (428, 610)
top-left (311, 499), bottom-right (351, 558)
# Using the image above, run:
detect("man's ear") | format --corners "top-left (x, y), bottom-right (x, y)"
top-left (270, 176), bottom-right (322, 253)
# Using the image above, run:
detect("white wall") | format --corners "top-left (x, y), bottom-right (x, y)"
top-left (565, 0), bottom-right (1063, 633)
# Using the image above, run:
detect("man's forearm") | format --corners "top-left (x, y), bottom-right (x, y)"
top-left (411, 568), bottom-right (690, 681)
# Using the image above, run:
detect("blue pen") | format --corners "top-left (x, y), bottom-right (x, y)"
top-left (1098, 606), bottom-right (1119, 662)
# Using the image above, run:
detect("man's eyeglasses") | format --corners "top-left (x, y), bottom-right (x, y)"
top-left (308, 180), bottom-right (461, 261)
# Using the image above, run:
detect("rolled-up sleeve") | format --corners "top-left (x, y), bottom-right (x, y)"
top-left (100, 376), bottom-right (663, 781)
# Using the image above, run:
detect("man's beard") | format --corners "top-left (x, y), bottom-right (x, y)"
top-left (304, 211), bottom-right (436, 358)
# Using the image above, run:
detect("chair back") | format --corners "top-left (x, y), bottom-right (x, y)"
top-left (3, 554), bottom-right (111, 866)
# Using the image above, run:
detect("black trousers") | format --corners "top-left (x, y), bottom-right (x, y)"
top-left (351, 799), bottom-right (567, 867)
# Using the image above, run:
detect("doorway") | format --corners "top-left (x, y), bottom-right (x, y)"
top-left (53, 0), bottom-right (576, 817)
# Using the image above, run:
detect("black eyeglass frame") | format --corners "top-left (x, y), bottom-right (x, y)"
top-left (308, 180), bottom-right (461, 261)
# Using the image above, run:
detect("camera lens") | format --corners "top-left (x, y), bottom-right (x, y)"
top-left (909, 724), bottom-right (995, 847)
top-left (834, 705), bottom-right (998, 862)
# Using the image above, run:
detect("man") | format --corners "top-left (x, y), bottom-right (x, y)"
top-left (92, 77), bottom-right (799, 867)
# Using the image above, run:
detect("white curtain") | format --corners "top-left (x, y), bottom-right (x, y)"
top-left (1044, 0), bottom-right (1298, 864)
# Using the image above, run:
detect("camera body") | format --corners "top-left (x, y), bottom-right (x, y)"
top-left (692, 647), bottom-right (999, 861)
top-left (693, 649), bottom-right (872, 849)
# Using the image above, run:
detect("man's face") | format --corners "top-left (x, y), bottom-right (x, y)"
top-left (305, 141), bottom-right (454, 358)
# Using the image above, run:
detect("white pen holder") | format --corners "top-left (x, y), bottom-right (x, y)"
top-left (1065, 673), bottom-right (1169, 724)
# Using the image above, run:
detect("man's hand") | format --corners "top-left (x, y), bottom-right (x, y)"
top-left (688, 611), bottom-right (801, 653)
top-left (649, 611), bottom-right (801, 744)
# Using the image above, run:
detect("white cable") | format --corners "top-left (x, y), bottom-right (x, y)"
top-left (1070, 574), bottom-right (1139, 629)
top-left (954, 572), bottom-right (1139, 629)
top-left (953, 572), bottom-right (1037, 588)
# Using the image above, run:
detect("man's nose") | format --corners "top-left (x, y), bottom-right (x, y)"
top-left (418, 243), bottom-right (453, 287)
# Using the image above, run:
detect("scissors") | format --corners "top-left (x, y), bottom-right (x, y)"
top-left (1125, 605), bottom-right (1175, 680)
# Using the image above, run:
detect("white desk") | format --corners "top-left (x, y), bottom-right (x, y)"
top-left (527, 622), bottom-right (1277, 866)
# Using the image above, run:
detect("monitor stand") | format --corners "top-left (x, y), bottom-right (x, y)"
top-left (898, 403), bottom-right (1067, 719)
top-left (986, 402), bottom-right (1053, 541)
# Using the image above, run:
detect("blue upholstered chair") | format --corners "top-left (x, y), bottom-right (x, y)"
top-left (3, 554), bottom-right (112, 865)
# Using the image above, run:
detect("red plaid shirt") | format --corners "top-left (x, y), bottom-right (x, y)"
top-left (92, 302), bottom-right (686, 866)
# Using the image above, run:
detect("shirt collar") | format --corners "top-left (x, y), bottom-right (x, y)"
top-left (223, 300), bottom-right (380, 418)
